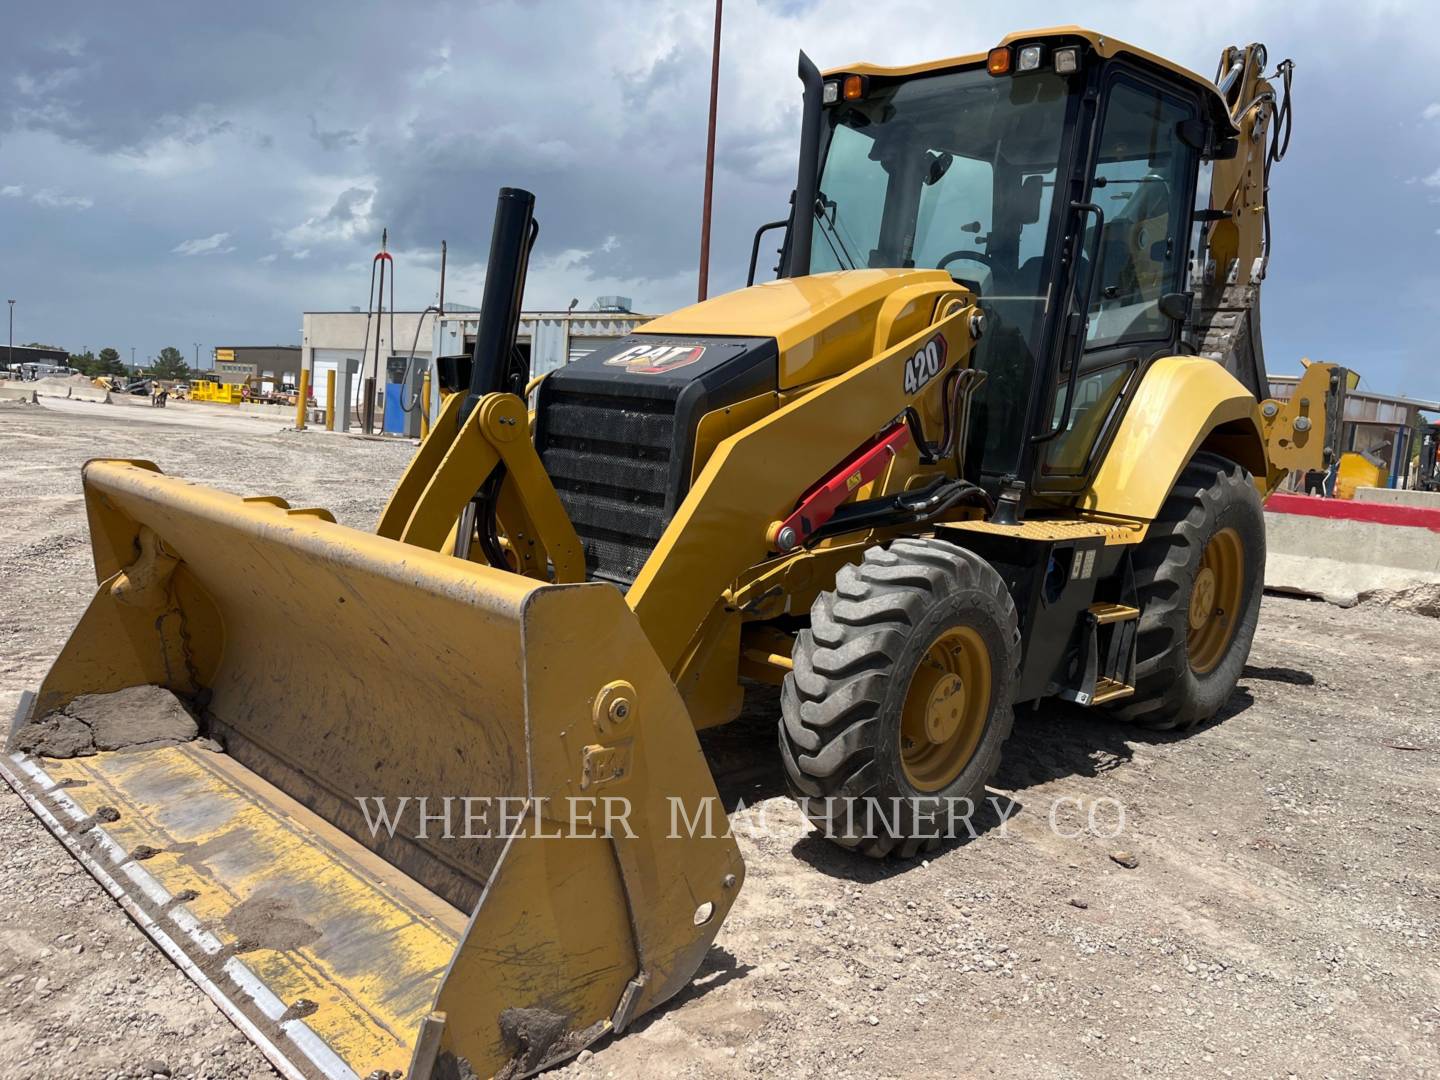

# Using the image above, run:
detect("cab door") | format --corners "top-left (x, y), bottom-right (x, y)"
top-left (1031, 70), bottom-right (1202, 493)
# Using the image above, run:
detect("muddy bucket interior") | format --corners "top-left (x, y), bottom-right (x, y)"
top-left (3, 460), bottom-right (744, 1079)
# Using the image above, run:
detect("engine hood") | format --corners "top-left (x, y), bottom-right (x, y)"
top-left (636, 269), bottom-right (968, 389)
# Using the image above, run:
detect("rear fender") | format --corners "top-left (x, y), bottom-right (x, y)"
top-left (1082, 357), bottom-right (1266, 521)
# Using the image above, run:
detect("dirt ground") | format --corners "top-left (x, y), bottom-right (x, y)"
top-left (0, 398), bottom-right (1436, 1080)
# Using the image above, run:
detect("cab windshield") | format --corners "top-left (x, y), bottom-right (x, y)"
top-left (809, 66), bottom-right (1075, 476)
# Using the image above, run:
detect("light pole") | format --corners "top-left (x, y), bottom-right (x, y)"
top-left (7, 300), bottom-right (13, 372)
top-left (194, 343), bottom-right (200, 370)
top-left (696, 0), bottom-right (723, 302)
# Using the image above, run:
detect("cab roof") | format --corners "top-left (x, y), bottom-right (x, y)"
top-left (826, 26), bottom-right (1236, 137)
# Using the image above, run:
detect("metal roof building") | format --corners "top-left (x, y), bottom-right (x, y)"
top-left (210, 346), bottom-right (302, 388)
top-left (1268, 370), bottom-right (1439, 486)
top-left (301, 305), bottom-right (650, 417)
top-left (433, 308), bottom-right (651, 379)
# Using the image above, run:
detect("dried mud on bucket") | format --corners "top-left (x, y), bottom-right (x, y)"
top-left (9, 685), bottom-right (205, 758)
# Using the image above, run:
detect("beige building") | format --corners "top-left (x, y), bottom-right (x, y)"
top-left (300, 306), bottom-right (652, 421)
top-left (301, 310), bottom-right (438, 409)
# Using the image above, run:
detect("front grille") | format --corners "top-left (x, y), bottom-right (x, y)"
top-left (533, 331), bottom-right (778, 587)
top-left (537, 388), bottom-right (677, 585)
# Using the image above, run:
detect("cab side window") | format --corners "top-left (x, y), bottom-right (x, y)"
top-left (1040, 77), bottom-right (1197, 478)
top-left (1083, 81), bottom-right (1196, 349)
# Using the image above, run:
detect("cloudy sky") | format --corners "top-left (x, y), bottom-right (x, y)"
top-left (2, 0), bottom-right (1438, 401)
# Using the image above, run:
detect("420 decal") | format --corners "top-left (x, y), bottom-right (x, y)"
top-left (902, 335), bottom-right (948, 396)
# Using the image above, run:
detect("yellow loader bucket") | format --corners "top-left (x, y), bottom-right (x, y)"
top-left (2, 459), bottom-right (744, 1080)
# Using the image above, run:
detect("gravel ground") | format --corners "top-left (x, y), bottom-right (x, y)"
top-left (1, 398), bottom-right (1437, 1080)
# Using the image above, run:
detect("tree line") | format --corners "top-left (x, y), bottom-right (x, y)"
top-left (64, 345), bottom-right (191, 381)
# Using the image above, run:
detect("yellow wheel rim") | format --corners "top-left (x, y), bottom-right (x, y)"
top-left (899, 626), bottom-right (991, 792)
top-left (1187, 526), bottom-right (1245, 674)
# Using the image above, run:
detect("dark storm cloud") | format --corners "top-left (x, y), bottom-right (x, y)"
top-left (0, 0), bottom-right (797, 290)
top-left (356, 16), bottom-right (790, 285)
top-left (5, 11), bottom-right (264, 152)
top-left (327, 186), bottom-right (374, 225)
top-left (2, 0), bottom-right (1439, 401)
top-left (619, 46), bottom-right (703, 111)
top-left (364, 110), bottom-right (730, 282)
top-left (309, 116), bottom-right (362, 152)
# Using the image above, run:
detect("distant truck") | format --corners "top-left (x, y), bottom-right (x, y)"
top-left (1418, 423), bottom-right (1440, 491)
top-left (4, 362), bottom-right (79, 381)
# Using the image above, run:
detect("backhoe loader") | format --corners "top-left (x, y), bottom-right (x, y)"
top-left (3, 26), bottom-right (1349, 1080)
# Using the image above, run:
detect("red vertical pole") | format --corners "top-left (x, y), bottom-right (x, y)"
top-left (697, 0), bottom-right (723, 302)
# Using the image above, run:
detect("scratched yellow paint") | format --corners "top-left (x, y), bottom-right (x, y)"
top-left (245, 946), bottom-right (407, 1070)
top-left (46, 745), bottom-right (464, 1076)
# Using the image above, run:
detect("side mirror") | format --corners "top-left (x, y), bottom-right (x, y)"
top-left (925, 151), bottom-right (954, 186)
top-left (1158, 291), bottom-right (1193, 322)
top-left (1176, 118), bottom-right (1208, 150)
top-left (1018, 174), bottom-right (1044, 225)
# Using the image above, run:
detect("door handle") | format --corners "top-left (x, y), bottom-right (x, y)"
top-left (1032, 201), bottom-right (1105, 444)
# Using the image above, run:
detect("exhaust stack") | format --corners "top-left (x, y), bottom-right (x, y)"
top-left (464, 186), bottom-right (537, 420)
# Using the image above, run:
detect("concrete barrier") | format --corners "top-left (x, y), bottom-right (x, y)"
top-left (0, 385), bottom-right (38, 403)
top-left (1353, 486), bottom-right (1440, 510)
top-left (1265, 492), bottom-right (1440, 606)
top-left (33, 378), bottom-right (74, 401)
top-left (239, 402), bottom-right (295, 419)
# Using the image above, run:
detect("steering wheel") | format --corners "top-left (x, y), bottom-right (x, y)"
top-left (936, 249), bottom-right (994, 273)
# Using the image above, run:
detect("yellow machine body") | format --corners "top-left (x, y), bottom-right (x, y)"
top-left (3, 268), bottom-right (1340, 1077)
top-left (1336, 451), bottom-right (1387, 500)
top-left (1081, 355), bottom-right (1343, 521)
top-left (3, 25), bottom-right (1349, 1080)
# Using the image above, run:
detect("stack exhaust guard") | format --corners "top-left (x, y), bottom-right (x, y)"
top-left (465, 186), bottom-right (537, 415)
top-left (2, 459), bottom-right (743, 1079)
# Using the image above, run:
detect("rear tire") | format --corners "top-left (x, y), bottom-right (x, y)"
top-left (779, 538), bottom-right (1020, 857)
top-left (1111, 452), bottom-right (1265, 731)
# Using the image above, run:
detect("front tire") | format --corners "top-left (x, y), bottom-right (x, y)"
top-left (779, 538), bottom-right (1020, 857)
top-left (1111, 452), bottom-right (1265, 730)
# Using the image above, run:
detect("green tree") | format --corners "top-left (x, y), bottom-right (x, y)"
top-left (69, 349), bottom-right (98, 374)
top-left (97, 347), bottom-right (126, 376)
top-left (147, 346), bottom-right (191, 381)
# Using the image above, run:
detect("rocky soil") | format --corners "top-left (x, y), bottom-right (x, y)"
top-left (1, 401), bottom-right (1436, 1079)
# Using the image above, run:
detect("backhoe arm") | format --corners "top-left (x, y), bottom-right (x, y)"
top-left (1191, 43), bottom-right (1293, 398)
top-left (1259, 359), bottom-right (1353, 494)
top-left (1195, 48), bottom-right (1355, 495)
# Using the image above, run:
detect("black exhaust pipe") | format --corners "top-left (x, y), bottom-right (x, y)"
top-left (781, 51), bottom-right (823, 278)
top-left (463, 186), bottom-right (537, 422)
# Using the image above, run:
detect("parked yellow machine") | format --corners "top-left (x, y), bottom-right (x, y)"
top-left (1334, 450), bottom-right (1387, 499)
top-left (190, 378), bottom-right (243, 404)
top-left (3, 26), bottom-right (1347, 1080)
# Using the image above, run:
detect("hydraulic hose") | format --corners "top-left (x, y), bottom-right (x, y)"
top-left (1260, 58), bottom-right (1294, 264)
top-left (398, 305), bottom-right (440, 414)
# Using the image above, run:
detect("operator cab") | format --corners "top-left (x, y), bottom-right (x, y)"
top-left (783, 29), bottom-right (1237, 509)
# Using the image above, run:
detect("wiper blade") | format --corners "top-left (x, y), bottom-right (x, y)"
top-left (813, 193), bottom-right (857, 270)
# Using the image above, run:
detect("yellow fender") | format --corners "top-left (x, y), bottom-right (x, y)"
top-left (1082, 357), bottom-right (1267, 522)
